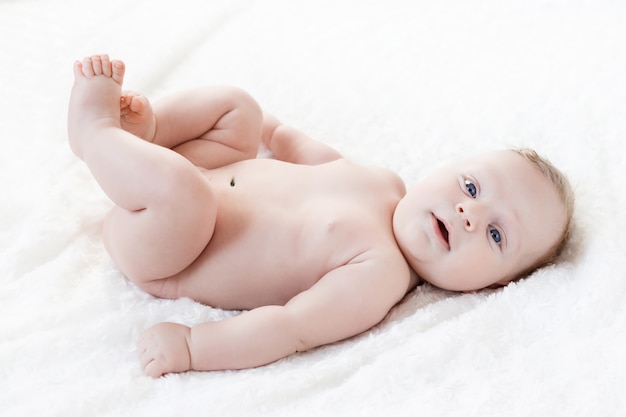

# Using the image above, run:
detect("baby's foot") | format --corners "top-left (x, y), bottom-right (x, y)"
top-left (67, 54), bottom-right (126, 158)
top-left (119, 91), bottom-right (157, 141)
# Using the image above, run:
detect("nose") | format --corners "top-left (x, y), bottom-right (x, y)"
top-left (455, 202), bottom-right (483, 232)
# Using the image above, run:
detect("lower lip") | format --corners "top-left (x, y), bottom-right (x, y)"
top-left (431, 214), bottom-right (450, 250)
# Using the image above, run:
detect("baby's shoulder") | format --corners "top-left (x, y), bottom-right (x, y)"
top-left (343, 243), bottom-right (415, 300)
top-left (333, 158), bottom-right (406, 195)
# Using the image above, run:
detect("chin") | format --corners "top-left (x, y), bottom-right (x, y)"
top-left (415, 270), bottom-right (446, 290)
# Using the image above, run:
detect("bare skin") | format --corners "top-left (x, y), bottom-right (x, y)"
top-left (68, 55), bottom-right (414, 377)
top-left (68, 55), bottom-right (567, 378)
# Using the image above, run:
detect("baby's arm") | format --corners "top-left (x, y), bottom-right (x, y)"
top-left (262, 114), bottom-right (342, 165)
top-left (137, 253), bottom-right (410, 376)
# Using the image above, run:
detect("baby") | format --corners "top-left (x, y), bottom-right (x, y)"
top-left (68, 54), bottom-right (574, 378)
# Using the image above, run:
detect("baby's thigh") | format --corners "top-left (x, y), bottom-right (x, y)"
top-left (103, 170), bottom-right (217, 290)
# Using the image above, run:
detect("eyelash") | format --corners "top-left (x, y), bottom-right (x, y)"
top-left (464, 179), bottom-right (478, 198)
top-left (489, 226), bottom-right (502, 244)
top-left (463, 178), bottom-right (503, 246)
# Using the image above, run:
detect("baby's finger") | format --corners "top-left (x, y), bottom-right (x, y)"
top-left (136, 338), bottom-right (151, 366)
top-left (138, 349), bottom-right (153, 370)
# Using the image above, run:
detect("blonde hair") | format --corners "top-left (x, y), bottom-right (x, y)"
top-left (511, 148), bottom-right (575, 279)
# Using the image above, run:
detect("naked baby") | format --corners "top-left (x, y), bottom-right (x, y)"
top-left (68, 55), bottom-right (574, 378)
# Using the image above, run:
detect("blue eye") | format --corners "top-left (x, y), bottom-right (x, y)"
top-left (465, 180), bottom-right (477, 198)
top-left (489, 226), bottom-right (502, 244)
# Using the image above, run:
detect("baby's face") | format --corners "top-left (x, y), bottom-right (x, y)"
top-left (393, 150), bottom-right (566, 291)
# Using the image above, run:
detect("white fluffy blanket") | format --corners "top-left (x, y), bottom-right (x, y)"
top-left (2, 1), bottom-right (625, 416)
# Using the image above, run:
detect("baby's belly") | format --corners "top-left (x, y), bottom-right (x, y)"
top-left (173, 158), bottom-right (387, 310)
top-left (175, 239), bottom-right (334, 310)
top-left (174, 202), bottom-right (351, 310)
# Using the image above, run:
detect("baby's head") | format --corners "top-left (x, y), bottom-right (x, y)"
top-left (393, 148), bottom-right (574, 292)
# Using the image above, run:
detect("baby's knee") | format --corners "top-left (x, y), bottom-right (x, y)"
top-left (216, 86), bottom-right (263, 157)
top-left (217, 86), bottom-right (262, 122)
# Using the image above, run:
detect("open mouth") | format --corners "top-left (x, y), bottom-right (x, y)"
top-left (432, 215), bottom-right (450, 250)
top-left (437, 219), bottom-right (449, 244)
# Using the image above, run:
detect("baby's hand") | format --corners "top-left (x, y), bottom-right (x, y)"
top-left (137, 322), bottom-right (192, 378)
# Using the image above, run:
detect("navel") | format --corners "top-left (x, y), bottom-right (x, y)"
top-left (230, 177), bottom-right (236, 187)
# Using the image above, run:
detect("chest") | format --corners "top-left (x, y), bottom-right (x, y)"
top-left (210, 158), bottom-right (403, 211)
top-left (204, 159), bottom-right (403, 271)
top-left (213, 159), bottom-right (401, 239)
top-left (180, 159), bottom-right (405, 307)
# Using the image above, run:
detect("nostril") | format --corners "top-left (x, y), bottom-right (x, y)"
top-left (456, 204), bottom-right (464, 213)
top-left (465, 220), bottom-right (471, 227)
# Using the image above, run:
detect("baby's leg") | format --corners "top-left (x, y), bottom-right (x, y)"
top-left (117, 86), bottom-right (263, 169)
top-left (119, 91), bottom-right (156, 141)
top-left (151, 86), bottom-right (264, 168)
top-left (68, 55), bottom-right (216, 291)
